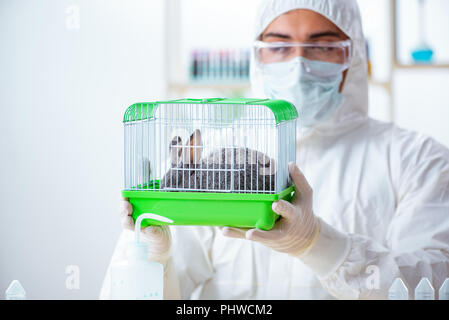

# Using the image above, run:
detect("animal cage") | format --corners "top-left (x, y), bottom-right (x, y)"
top-left (122, 98), bottom-right (297, 230)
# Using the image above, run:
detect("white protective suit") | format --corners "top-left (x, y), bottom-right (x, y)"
top-left (100, 0), bottom-right (449, 300)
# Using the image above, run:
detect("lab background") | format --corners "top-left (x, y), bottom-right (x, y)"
top-left (1, 0), bottom-right (448, 299)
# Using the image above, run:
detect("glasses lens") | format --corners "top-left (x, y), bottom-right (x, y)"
top-left (256, 41), bottom-right (351, 65)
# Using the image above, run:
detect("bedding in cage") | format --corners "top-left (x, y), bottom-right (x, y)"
top-left (122, 98), bottom-right (297, 230)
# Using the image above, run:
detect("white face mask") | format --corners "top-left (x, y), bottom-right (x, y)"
top-left (262, 57), bottom-right (345, 128)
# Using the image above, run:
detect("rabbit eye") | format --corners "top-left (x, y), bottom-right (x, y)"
top-left (170, 136), bottom-right (182, 148)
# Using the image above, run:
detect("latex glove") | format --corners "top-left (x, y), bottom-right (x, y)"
top-left (120, 197), bottom-right (172, 264)
top-left (222, 162), bottom-right (321, 256)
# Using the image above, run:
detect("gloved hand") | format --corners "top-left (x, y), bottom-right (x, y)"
top-left (120, 197), bottom-right (172, 264)
top-left (222, 162), bottom-right (321, 257)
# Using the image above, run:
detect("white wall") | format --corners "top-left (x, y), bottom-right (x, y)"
top-left (358, 0), bottom-right (392, 82)
top-left (394, 69), bottom-right (449, 147)
top-left (0, 0), bottom-right (166, 299)
top-left (358, 0), bottom-right (394, 123)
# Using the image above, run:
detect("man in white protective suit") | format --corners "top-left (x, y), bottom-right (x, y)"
top-left (100, 0), bottom-right (449, 300)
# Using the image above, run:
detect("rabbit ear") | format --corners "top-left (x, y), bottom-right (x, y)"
top-left (184, 129), bottom-right (202, 165)
top-left (170, 136), bottom-right (183, 166)
top-left (257, 152), bottom-right (277, 176)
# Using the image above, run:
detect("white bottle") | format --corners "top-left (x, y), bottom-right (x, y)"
top-left (388, 278), bottom-right (409, 300)
top-left (438, 278), bottom-right (449, 300)
top-left (415, 277), bottom-right (435, 300)
top-left (110, 213), bottom-right (173, 300)
top-left (111, 242), bottom-right (163, 300)
top-left (5, 280), bottom-right (26, 300)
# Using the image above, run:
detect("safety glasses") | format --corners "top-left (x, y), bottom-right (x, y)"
top-left (254, 40), bottom-right (352, 76)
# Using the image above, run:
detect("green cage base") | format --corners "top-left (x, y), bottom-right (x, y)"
top-left (122, 186), bottom-right (295, 231)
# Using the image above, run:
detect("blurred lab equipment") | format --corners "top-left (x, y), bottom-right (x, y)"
top-left (5, 280), bottom-right (26, 300)
top-left (365, 39), bottom-right (372, 78)
top-left (411, 0), bottom-right (434, 64)
top-left (190, 48), bottom-right (250, 82)
top-left (388, 278), bottom-right (409, 300)
top-left (415, 277), bottom-right (435, 300)
top-left (439, 278), bottom-right (449, 300)
top-left (110, 213), bottom-right (169, 300)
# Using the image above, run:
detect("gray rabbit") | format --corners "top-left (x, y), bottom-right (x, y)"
top-left (160, 129), bottom-right (277, 192)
